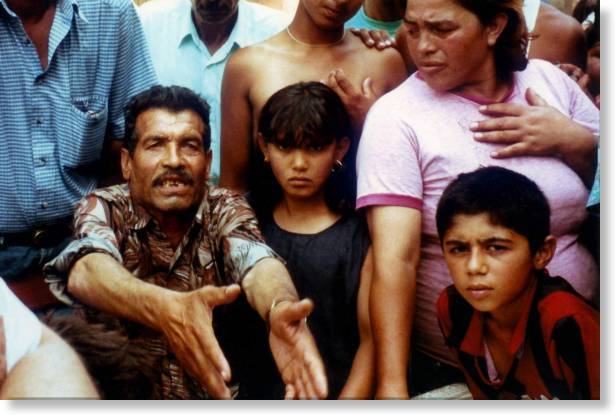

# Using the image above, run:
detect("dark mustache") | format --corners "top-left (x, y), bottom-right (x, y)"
top-left (152, 169), bottom-right (194, 187)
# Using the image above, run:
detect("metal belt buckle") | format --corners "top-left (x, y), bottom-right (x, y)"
top-left (33, 229), bottom-right (49, 247)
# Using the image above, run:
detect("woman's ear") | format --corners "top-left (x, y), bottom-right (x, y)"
top-left (533, 235), bottom-right (557, 270)
top-left (335, 137), bottom-right (351, 161)
top-left (486, 12), bottom-right (509, 47)
top-left (257, 133), bottom-right (269, 161)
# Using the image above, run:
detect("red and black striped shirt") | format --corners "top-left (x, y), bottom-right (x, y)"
top-left (437, 273), bottom-right (599, 399)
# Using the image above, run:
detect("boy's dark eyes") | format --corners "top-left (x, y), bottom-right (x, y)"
top-left (448, 246), bottom-right (468, 254)
top-left (486, 244), bottom-right (509, 252)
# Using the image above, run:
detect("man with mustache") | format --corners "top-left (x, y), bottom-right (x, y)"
top-left (138, 0), bottom-right (290, 184)
top-left (44, 85), bottom-right (327, 400)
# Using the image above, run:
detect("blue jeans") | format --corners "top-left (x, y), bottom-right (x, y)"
top-left (0, 236), bottom-right (71, 281)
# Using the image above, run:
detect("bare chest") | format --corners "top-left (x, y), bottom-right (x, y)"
top-left (249, 51), bottom-right (384, 123)
top-left (21, 5), bottom-right (55, 70)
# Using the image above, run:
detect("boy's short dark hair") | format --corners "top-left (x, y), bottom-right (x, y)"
top-left (123, 85), bottom-right (211, 154)
top-left (436, 166), bottom-right (551, 254)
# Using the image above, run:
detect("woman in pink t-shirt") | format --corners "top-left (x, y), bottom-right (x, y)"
top-left (356, 0), bottom-right (599, 399)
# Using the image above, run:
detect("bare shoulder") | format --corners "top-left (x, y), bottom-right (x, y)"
top-left (347, 35), bottom-right (407, 89)
top-left (227, 33), bottom-right (286, 75)
top-left (537, 3), bottom-right (584, 37)
top-left (532, 3), bottom-right (585, 66)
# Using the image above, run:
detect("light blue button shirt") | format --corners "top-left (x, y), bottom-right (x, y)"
top-left (0, 0), bottom-right (157, 233)
top-left (138, 0), bottom-right (289, 182)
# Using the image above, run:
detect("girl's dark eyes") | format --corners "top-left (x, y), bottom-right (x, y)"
top-left (276, 144), bottom-right (291, 151)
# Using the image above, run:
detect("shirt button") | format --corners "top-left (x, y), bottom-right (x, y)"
top-left (35, 117), bottom-right (43, 125)
top-left (37, 157), bottom-right (47, 166)
top-left (35, 77), bottom-right (44, 85)
top-left (41, 202), bottom-right (48, 209)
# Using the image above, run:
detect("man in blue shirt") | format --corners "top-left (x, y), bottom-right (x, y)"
top-left (0, 0), bottom-right (157, 306)
top-left (138, 0), bottom-right (290, 183)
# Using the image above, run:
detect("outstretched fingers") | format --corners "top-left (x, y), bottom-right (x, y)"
top-left (191, 347), bottom-right (232, 399)
top-left (199, 283), bottom-right (241, 308)
top-left (283, 298), bottom-right (314, 323)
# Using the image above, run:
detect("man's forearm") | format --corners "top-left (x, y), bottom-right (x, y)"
top-left (370, 264), bottom-right (416, 398)
top-left (240, 257), bottom-right (299, 320)
top-left (68, 252), bottom-right (176, 331)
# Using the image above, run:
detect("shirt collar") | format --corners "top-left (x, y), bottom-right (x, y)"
top-left (459, 276), bottom-right (539, 357)
top-left (0, 0), bottom-right (16, 17)
top-left (178, 1), bottom-right (251, 51)
top-left (231, 1), bottom-right (256, 48)
top-left (177, 0), bottom-right (200, 49)
top-left (1, 0), bottom-right (85, 19)
top-left (1, 0), bottom-right (87, 24)
top-left (63, 0), bottom-right (88, 24)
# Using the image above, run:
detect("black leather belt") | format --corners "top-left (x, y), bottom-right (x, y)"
top-left (0, 219), bottom-right (73, 248)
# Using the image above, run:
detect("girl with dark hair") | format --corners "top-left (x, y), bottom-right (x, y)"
top-left (252, 82), bottom-right (374, 399)
top-left (357, 0), bottom-right (599, 398)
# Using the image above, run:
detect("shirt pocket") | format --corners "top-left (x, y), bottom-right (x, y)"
top-left (59, 95), bottom-right (108, 168)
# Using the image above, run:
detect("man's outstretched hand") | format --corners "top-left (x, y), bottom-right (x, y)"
top-left (160, 284), bottom-right (241, 399)
top-left (268, 298), bottom-right (328, 399)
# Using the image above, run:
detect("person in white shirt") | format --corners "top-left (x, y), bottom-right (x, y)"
top-left (0, 278), bottom-right (97, 398)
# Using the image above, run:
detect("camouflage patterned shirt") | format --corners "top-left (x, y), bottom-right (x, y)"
top-left (45, 183), bottom-right (277, 398)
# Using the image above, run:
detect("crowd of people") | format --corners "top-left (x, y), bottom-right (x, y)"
top-left (0, 0), bottom-right (600, 400)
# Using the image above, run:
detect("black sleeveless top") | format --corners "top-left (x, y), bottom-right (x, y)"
top-left (260, 212), bottom-right (371, 398)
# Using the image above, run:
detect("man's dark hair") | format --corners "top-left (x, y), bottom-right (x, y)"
top-left (436, 166), bottom-right (551, 254)
top-left (251, 81), bottom-right (356, 215)
top-left (455, 0), bottom-right (529, 80)
top-left (123, 85), bottom-right (211, 153)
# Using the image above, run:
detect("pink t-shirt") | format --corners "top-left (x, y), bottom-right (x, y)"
top-left (356, 59), bottom-right (599, 365)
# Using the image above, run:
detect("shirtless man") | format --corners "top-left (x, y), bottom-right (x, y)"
top-left (219, 0), bottom-right (407, 192)
top-left (527, 0), bottom-right (586, 68)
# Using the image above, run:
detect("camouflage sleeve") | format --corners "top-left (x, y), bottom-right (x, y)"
top-left (43, 194), bottom-right (123, 305)
top-left (209, 190), bottom-right (281, 284)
